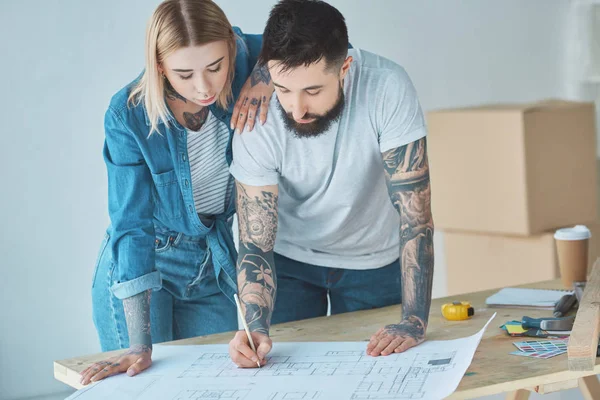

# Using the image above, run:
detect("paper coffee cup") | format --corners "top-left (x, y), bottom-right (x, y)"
top-left (554, 225), bottom-right (591, 288)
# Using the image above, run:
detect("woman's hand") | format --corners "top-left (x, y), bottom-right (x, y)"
top-left (79, 344), bottom-right (152, 385)
top-left (81, 290), bottom-right (153, 385)
top-left (231, 63), bottom-right (274, 134)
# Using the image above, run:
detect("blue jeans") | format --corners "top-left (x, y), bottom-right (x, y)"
top-left (92, 229), bottom-right (237, 352)
top-left (271, 253), bottom-right (402, 324)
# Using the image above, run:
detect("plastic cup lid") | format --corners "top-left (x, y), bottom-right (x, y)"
top-left (554, 225), bottom-right (592, 241)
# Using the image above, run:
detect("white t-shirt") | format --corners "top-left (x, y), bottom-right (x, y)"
top-left (230, 48), bottom-right (427, 269)
top-left (188, 111), bottom-right (233, 216)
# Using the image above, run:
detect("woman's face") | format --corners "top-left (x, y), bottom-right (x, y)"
top-left (161, 40), bottom-right (230, 107)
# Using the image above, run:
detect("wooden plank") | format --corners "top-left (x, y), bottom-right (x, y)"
top-left (579, 375), bottom-right (600, 400)
top-left (504, 389), bottom-right (530, 400)
top-left (53, 362), bottom-right (83, 391)
top-left (54, 279), bottom-right (600, 399)
top-left (568, 258), bottom-right (600, 371)
top-left (531, 379), bottom-right (578, 394)
top-left (53, 348), bottom-right (122, 391)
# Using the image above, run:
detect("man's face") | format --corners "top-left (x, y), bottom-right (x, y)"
top-left (268, 57), bottom-right (351, 137)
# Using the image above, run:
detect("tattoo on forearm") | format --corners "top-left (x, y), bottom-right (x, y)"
top-left (382, 316), bottom-right (427, 342)
top-left (237, 251), bottom-right (277, 334)
top-left (123, 290), bottom-right (152, 349)
top-left (250, 64), bottom-right (271, 87)
top-left (125, 344), bottom-right (151, 356)
top-left (236, 182), bottom-right (278, 334)
top-left (382, 137), bottom-right (434, 338)
top-left (183, 107), bottom-right (209, 131)
top-left (236, 183), bottom-right (278, 252)
top-left (164, 79), bottom-right (187, 103)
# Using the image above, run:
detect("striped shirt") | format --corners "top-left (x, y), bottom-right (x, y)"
top-left (187, 111), bottom-right (233, 216)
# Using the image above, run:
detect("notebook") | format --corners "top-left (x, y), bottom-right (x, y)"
top-left (485, 288), bottom-right (573, 309)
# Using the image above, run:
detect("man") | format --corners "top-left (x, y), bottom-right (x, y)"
top-left (228, 0), bottom-right (434, 368)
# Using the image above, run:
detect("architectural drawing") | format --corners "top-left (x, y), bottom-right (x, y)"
top-left (66, 314), bottom-right (495, 400)
top-left (352, 353), bottom-right (456, 399)
top-left (267, 391), bottom-right (321, 400)
top-left (178, 350), bottom-right (456, 399)
top-left (173, 389), bottom-right (250, 400)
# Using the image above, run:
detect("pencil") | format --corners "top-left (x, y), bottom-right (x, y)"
top-left (233, 293), bottom-right (261, 368)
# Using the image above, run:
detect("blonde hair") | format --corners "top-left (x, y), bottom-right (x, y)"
top-left (128, 0), bottom-right (237, 135)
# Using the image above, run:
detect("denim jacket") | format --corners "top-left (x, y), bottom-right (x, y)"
top-left (103, 27), bottom-right (262, 302)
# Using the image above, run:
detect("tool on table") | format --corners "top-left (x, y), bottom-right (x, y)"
top-left (233, 293), bottom-right (261, 368)
top-left (441, 301), bottom-right (474, 321)
top-left (501, 320), bottom-right (569, 338)
top-left (521, 316), bottom-right (574, 331)
top-left (573, 281), bottom-right (586, 303)
top-left (553, 293), bottom-right (578, 317)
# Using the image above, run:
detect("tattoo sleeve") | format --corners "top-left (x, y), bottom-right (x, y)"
top-left (381, 137), bottom-right (434, 340)
top-left (235, 181), bottom-right (279, 335)
top-left (250, 63), bottom-right (271, 87)
top-left (123, 290), bottom-right (152, 351)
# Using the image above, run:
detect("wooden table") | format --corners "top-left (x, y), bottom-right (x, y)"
top-left (55, 279), bottom-right (600, 399)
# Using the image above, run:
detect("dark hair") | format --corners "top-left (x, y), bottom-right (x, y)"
top-left (258, 0), bottom-right (349, 73)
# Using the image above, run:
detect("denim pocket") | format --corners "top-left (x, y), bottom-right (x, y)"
top-left (154, 232), bottom-right (173, 253)
top-left (151, 169), bottom-right (183, 220)
top-left (91, 233), bottom-right (110, 288)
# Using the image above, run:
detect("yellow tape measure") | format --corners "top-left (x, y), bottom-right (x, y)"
top-left (441, 301), bottom-right (474, 321)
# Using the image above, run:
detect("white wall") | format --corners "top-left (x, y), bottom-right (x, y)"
top-left (0, 1), bottom-right (580, 399)
top-left (0, 1), bottom-right (163, 398)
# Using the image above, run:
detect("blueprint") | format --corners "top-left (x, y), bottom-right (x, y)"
top-left (66, 314), bottom-right (495, 400)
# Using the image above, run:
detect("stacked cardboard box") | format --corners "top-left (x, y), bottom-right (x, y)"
top-left (427, 100), bottom-right (599, 295)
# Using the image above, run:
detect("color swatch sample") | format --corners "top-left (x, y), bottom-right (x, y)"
top-left (510, 339), bottom-right (568, 359)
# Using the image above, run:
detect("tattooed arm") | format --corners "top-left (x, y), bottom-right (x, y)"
top-left (367, 137), bottom-right (435, 356)
top-left (123, 290), bottom-right (153, 352)
top-left (231, 63), bottom-right (274, 134)
top-left (236, 181), bottom-right (278, 334)
top-left (80, 291), bottom-right (153, 384)
top-left (229, 181), bottom-right (279, 367)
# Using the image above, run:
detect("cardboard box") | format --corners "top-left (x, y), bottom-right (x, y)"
top-left (428, 100), bottom-right (598, 235)
top-left (444, 223), bottom-right (600, 296)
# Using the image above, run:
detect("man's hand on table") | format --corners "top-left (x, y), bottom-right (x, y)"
top-left (229, 331), bottom-right (272, 368)
top-left (366, 316), bottom-right (426, 356)
top-left (79, 344), bottom-right (152, 385)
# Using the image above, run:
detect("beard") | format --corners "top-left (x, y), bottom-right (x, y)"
top-left (277, 86), bottom-right (345, 138)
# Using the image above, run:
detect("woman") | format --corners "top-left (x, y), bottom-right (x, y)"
top-left (80, 0), bottom-right (273, 385)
